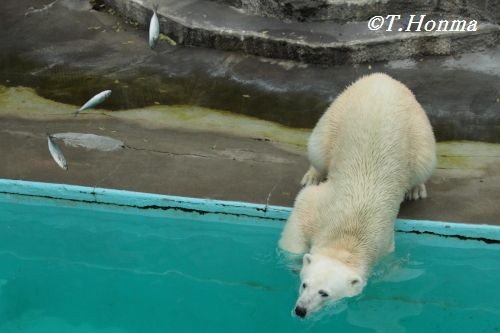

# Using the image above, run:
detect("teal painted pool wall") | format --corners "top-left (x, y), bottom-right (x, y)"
top-left (0, 179), bottom-right (498, 242)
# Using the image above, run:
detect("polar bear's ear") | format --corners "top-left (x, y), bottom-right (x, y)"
top-left (348, 275), bottom-right (365, 296)
top-left (303, 253), bottom-right (313, 266)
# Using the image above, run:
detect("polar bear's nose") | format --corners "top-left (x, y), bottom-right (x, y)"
top-left (295, 306), bottom-right (307, 318)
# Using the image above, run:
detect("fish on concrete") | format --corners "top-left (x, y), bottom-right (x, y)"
top-left (47, 134), bottom-right (68, 170)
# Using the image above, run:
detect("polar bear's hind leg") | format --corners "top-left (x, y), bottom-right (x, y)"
top-left (300, 166), bottom-right (326, 187)
top-left (405, 107), bottom-right (436, 201)
top-left (405, 183), bottom-right (427, 201)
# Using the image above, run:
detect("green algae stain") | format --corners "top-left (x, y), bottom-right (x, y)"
top-left (3, 85), bottom-right (498, 159)
top-left (0, 85), bottom-right (309, 150)
top-left (437, 141), bottom-right (500, 170)
top-left (0, 57), bottom-right (326, 129)
top-left (115, 104), bottom-right (310, 149)
top-left (437, 154), bottom-right (468, 169)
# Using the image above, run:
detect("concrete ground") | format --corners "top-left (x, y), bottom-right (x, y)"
top-left (103, 0), bottom-right (500, 65)
top-left (1, 0), bottom-right (499, 225)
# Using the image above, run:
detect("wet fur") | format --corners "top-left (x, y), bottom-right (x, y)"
top-left (280, 73), bottom-right (436, 280)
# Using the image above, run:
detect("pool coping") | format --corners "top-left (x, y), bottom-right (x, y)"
top-left (0, 179), bottom-right (499, 244)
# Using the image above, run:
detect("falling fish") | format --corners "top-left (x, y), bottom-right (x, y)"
top-left (149, 5), bottom-right (159, 49)
top-left (76, 90), bottom-right (112, 115)
top-left (47, 135), bottom-right (68, 170)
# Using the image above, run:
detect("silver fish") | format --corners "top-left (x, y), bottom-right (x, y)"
top-left (149, 5), bottom-right (160, 49)
top-left (47, 135), bottom-right (68, 170)
top-left (76, 90), bottom-right (112, 115)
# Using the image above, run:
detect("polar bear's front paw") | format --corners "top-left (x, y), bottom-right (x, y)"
top-left (405, 184), bottom-right (427, 201)
top-left (300, 167), bottom-right (324, 187)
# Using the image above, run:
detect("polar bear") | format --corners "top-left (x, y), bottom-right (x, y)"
top-left (279, 73), bottom-right (436, 318)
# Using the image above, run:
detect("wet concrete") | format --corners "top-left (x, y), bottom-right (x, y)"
top-left (216, 0), bottom-right (500, 23)
top-left (0, 0), bottom-right (499, 224)
top-left (0, 87), bottom-right (499, 225)
top-left (0, 113), bottom-right (309, 208)
top-left (1, 0), bottom-right (500, 141)
top-left (102, 0), bottom-right (500, 65)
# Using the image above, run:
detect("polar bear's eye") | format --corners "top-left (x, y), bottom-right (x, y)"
top-left (319, 290), bottom-right (329, 297)
top-left (302, 283), bottom-right (307, 289)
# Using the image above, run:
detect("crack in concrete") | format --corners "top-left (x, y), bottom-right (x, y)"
top-left (0, 191), bottom-right (287, 221)
top-left (0, 129), bottom-right (288, 164)
top-left (123, 144), bottom-right (211, 159)
top-left (439, 154), bottom-right (500, 158)
top-left (92, 149), bottom-right (126, 190)
top-left (263, 177), bottom-right (281, 212)
top-left (1, 190), bottom-right (497, 243)
top-left (436, 166), bottom-right (478, 170)
top-left (25, 0), bottom-right (59, 16)
top-left (106, 54), bottom-right (158, 75)
top-left (0, 129), bottom-right (39, 138)
top-left (123, 143), bottom-right (287, 164)
top-left (395, 229), bottom-right (500, 244)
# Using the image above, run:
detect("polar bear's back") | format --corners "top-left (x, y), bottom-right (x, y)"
top-left (309, 73), bottom-right (431, 191)
top-left (336, 73), bottom-right (418, 120)
top-left (281, 74), bottom-right (436, 270)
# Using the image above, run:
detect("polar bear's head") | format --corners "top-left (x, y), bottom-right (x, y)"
top-left (294, 253), bottom-right (365, 318)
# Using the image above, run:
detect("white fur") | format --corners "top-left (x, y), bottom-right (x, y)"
top-left (280, 73), bottom-right (436, 318)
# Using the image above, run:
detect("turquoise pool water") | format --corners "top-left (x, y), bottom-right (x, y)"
top-left (0, 186), bottom-right (499, 333)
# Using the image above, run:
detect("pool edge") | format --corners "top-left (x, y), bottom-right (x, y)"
top-left (0, 179), bottom-right (498, 243)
